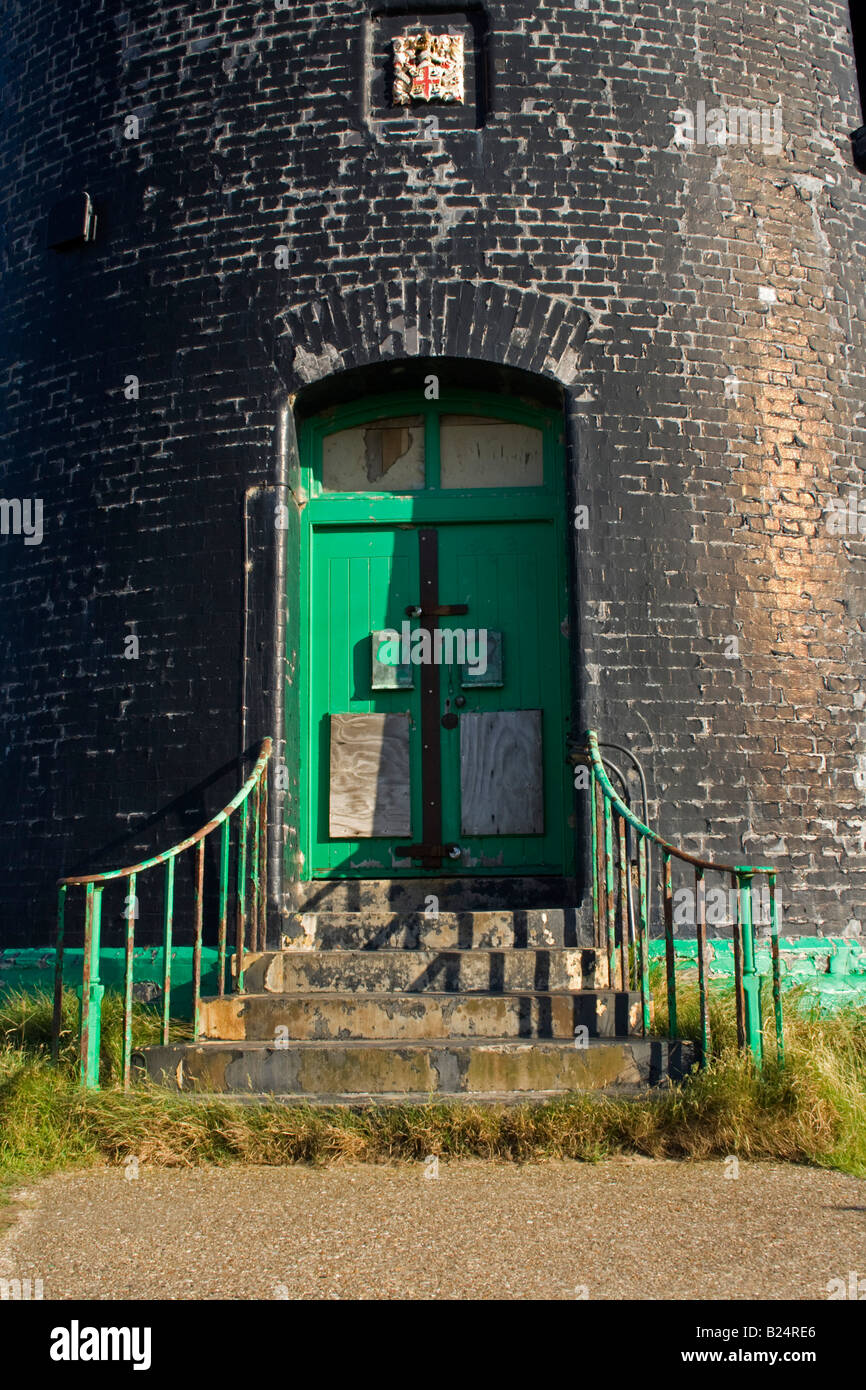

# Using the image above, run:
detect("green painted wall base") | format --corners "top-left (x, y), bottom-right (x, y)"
top-left (648, 936), bottom-right (866, 1014)
top-left (0, 947), bottom-right (230, 1019)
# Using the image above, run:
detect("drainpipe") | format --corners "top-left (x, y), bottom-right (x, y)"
top-left (240, 468), bottom-right (285, 950)
top-left (564, 390), bottom-right (590, 933)
top-left (240, 482), bottom-right (267, 770)
top-left (270, 402), bottom-right (291, 942)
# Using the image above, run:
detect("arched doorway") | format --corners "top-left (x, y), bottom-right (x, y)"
top-left (298, 388), bottom-right (572, 880)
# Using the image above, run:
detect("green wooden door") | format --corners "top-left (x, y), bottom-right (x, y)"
top-left (438, 521), bottom-right (567, 873)
top-left (307, 519), bottom-right (569, 877)
top-left (300, 390), bottom-right (571, 880)
top-left (309, 525), bottom-right (423, 875)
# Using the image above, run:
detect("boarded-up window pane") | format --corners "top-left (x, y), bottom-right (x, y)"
top-left (322, 417), bottom-right (425, 492)
top-left (440, 416), bottom-right (543, 489)
top-left (329, 712), bottom-right (412, 837)
top-left (460, 710), bottom-right (544, 835)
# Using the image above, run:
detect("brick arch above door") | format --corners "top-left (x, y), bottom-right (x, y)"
top-left (274, 279), bottom-right (591, 391)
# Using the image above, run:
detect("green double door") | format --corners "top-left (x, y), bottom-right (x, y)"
top-left (308, 519), bottom-right (570, 877)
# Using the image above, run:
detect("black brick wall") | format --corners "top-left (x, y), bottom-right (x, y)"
top-left (1, 0), bottom-right (865, 945)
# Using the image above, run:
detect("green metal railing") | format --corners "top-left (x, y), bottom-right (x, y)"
top-left (578, 730), bottom-right (784, 1067)
top-left (52, 738), bottom-right (272, 1089)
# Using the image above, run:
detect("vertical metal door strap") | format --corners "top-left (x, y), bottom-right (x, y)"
top-left (418, 528), bottom-right (443, 869)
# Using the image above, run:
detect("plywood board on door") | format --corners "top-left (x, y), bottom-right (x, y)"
top-left (459, 710), bottom-right (544, 836)
top-left (329, 712), bottom-right (412, 837)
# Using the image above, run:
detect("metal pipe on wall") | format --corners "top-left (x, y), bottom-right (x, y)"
top-left (270, 402), bottom-right (291, 944)
top-left (240, 461), bottom-right (285, 949)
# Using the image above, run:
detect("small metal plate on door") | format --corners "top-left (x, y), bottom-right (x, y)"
top-left (460, 629), bottom-right (503, 688)
top-left (371, 631), bottom-right (414, 690)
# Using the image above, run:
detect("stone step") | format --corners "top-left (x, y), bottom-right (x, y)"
top-left (281, 909), bottom-right (584, 950)
top-left (199, 990), bottom-right (645, 1042)
top-left (133, 1037), bottom-right (695, 1097)
top-left (242, 947), bottom-right (608, 994)
top-left (293, 877), bottom-right (580, 914)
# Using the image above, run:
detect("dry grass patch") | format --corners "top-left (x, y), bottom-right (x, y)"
top-left (0, 984), bottom-right (863, 1187)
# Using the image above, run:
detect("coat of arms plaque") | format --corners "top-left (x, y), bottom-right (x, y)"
top-left (392, 32), bottom-right (465, 105)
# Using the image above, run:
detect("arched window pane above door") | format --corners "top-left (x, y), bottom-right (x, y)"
top-left (322, 416), bottom-right (425, 492)
top-left (439, 415), bottom-right (544, 488)
top-left (317, 404), bottom-right (548, 495)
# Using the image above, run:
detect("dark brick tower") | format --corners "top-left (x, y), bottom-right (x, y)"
top-left (1, 0), bottom-right (865, 949)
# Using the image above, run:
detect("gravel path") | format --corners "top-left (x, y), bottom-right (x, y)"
top-left (1, 1158), bottom-right (863, 1300)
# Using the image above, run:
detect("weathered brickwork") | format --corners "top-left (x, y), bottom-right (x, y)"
top-left (0, 0), bottom-right (864, 945)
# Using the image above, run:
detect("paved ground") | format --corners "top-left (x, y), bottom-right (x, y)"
top-left (1, 1158), bottom-right (863, 1300)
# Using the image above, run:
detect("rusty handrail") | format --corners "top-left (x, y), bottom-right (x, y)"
top-left (52, 738), bottom-right (272, 1089)
top-left (583, 733), bottom-right (773, 876)
top-left (579, 730), bottom-right (784, 1069)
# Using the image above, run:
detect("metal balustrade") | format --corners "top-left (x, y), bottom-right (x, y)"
top-left (578, 730), bottom-right (784, 1067)
top-left (52, 727), bottom-right (783, 1089)
top-left (51, 739), bottom-right (272, 1089)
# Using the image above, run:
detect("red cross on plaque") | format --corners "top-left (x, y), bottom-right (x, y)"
top-left (413, 64), bottom-right (438, 99)
top-left (392, 34), bottom-right (463, 107)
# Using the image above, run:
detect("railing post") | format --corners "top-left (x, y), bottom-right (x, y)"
top-left (737, 869), bottom-right (763, 1065)
top-left (637, 836), bottom-right (651, 1034)
top-left (594, 773), bottom-right (605, 950)
top-left (617, 814), bottom-right (629, 991)
top-left (192, 839), bottom-right (205, 1041)
top-left (251, 777), bottom-right (261, 953)
top-left (603, 795), bottom-right (616, 990)
top-left (260, 761), bottom-right (269, 948)
top-left (161, 856), bottom-right (175, 1046)
top-left (122, 871), bottom-right (136, 1089)
top-left (589, 766), bottom-right (598, 940)
top-left (52, 884), bottom-right (67, 1064)
top-left (731, 871), bottom-right (746, 1050)
top-left (695, 867), bottom-right (710, 1064)
top-left (236, 797), bottom-right (249, 993)
top-left (79, 883), bottom-right (104, 1090)
top-left (218, 818), bottom-right (230, 996)
top-left (662, 850), bottom-right (677, 1039)
top-left (768, 871), bottom-right (784, 1066)
top-left (625, 824), bottom-right (638, 978)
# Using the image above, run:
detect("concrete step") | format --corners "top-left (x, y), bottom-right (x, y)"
top-left (281, 909), bottom-right (584, 950)
top-left (242, 947), bottom-right (608, 994)
top-left (133, 1037), bottom-right (695, 1097)
top-left (293, 877), bottom-right (580, 914)
top-left (199, 989), bottom-right (645, 1042)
